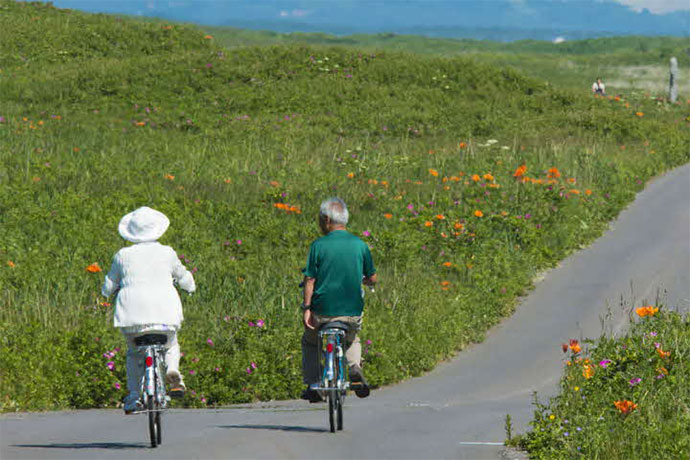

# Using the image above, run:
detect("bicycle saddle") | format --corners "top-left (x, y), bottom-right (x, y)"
top-left (134, 334), bottom-right (168, 346)
top-left (320, 321), bottom-right (350, 332)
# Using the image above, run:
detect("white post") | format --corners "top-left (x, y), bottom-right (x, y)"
top-left (669, 57), bottom-right (678, 103)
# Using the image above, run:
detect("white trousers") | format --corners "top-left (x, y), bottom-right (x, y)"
top-left (121, 328), bottom-right (181, 394)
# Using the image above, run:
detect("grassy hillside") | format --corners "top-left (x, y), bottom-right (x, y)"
top-left (1, 0), bottom-right (688, 411)
top-left (204, 27), bottom-right (690, 92)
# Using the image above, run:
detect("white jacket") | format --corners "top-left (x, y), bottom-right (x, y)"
top-left (101, 242), bottom-right (196, 328)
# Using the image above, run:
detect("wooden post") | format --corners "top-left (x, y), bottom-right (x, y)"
top-left (669, 57), bottom-right (678, 103)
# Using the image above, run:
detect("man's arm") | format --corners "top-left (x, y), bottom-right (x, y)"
top-left (302, 277), bottom-right (316, 330)
top-left (363, 273), bottom-right (378, 286)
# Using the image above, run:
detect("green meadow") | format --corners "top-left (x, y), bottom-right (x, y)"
top-left (512, 309), bottom-right (690, 458)
top-left (0, 0), bottom-right (688, 414)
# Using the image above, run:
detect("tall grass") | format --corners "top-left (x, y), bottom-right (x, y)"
top-left (0, 0), bottom-right (688, 411)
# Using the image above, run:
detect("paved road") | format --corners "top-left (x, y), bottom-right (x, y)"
top-left (2, 164), bottom-right (689, 460)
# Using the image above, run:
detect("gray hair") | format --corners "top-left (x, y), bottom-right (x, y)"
top-left (320, 197), bottom-right (349, 225)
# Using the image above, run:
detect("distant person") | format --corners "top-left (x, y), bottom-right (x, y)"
top-left (301, 197), bottom-right (377, 402)
top-left (592, 78), bottom-right (606, 96)
top-left (101, 206), bottom-right (196, 414)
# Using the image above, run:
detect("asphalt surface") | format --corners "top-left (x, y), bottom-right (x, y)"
top-left (2, 164), bottom-right (689, 460)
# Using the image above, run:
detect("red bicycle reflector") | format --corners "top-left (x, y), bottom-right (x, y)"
top-left (326, 343), bottom-right (334, 353)
top-left (145, 356), bottom-right (153, 367)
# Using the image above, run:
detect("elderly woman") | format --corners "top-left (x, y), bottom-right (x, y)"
top-left (101, 206), bottom-right (196, 413)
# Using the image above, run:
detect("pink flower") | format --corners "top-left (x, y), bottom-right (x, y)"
top-left (248, 321), bottom-right (256, 327)
top-left (251, 362), bottom-right (257, 369)
top-left (106, 361), bottom-right (115, 371)
top-left (599, 359), bottom-right (612, 368)
top-left (366, 339), bottom-right (373, 345)
top-left (201, 397), bottom-right (207, 403)
top-left (629, 377), bottom-right (642, 387)
top-left (214, 367), bottom-right (221, 372)
top-left (246, 367), bottom-right (252, 374)
top-left (256, 319), bottom-right (265, 328)
top-left (236, 239), bottom-right (242, 245)
top-left (189, 370), bottom-right (196, 375)
top-left (114, 382), bottom-right (121, 390)
top-left (207, 338), bottom-right (214, 346)
top-left (362, 230), bottom-right (371, 237)
top-left (223, 316), bottom-right (230, 322)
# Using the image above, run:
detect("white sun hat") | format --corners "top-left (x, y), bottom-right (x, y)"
top-left (118, 206), bottom-right (170, 243)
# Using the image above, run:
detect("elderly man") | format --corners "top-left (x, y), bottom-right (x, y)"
top-left (301, 197), bottom-right (377, 402)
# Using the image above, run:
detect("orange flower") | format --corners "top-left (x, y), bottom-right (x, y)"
top-left (583, 364), bottom-right (595, 379)
top-left (424, 221), bottom-right (433, 227)
top-left (269, 180), bottom-right (280, 187)
top-left (73, 147), bottom-right (80, 152)
top-left (635, 305), bottom-right (659, 317)
top-left (384, 213), bottom-right (393, 219)
top-left (569, 339), bottom-right (581, 354)
top-left (513, 164), bottom-right (527, 178)
top-left (459, 142), bottom-right (467, 149)
top-left (585, 189), bottom-right (592, 196)
top-left (454, 222), bottom-right (464, 230)
top-left (474, 210), bottom-right (483, 217)
top-left (471, 174), bottom-right (481, 182)
top-left (567, 178), bottom-right (576, 184)
top-left (164, 174), bottom-right (175, 181)
top-left (440, 232), bottom-right (448, 238)
top-left (635, 112), bottom-right (644, 117)
top-left (428, 149), bottom-right (435, 155)
top-left (428, 169), bottom-right (439, 177)
top-left (135, 121), bottom-right (146, 127)
top-left (204, 34), bottom-right (213, 39)
top-left (569, 189), bottom-right (580, 195)
top-left (440, 280), bottom-right (450, 287)
top-left (442, 262), bottom-right (452, 267)
top-left (435, 214), bottom-right (445, 220)
top-left (547, 167), bottom-right (561, 179)
top-left (86, 263), bottom-right (102, 273)
top-left (614, 400), bottom-right (638, 414)
top-left (443, 185), bottom-right (450, 191)
top-left (657, 367), bottom-right (668, 375)
top-left (347, 172), bottom-right (355, 179)
top-left (381, 180), bottom-right (389, 186)
top-left (450, 176), bottom-right (460, 182)
top-left (7, 261), bottom-right (15, 268)
top-left (657, 348), bottom-right (671, 359)
top-left (224, 178), bottom-right (232, 184)
top-left (483, 173), bottom-right (494, 182)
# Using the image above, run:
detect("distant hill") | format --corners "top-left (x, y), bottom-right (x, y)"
top-left (49, 0), bottom-right (690, 41)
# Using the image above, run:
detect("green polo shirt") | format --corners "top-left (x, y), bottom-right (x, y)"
top-left (303, 230), bottom-right (376, 317)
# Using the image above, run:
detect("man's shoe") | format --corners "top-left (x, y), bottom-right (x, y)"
top-left (349, 365), bottom-right (370, 398)
top-left (301, 385), bottom-right (324, 403)
top-left (166, 370), bottom-right (186, 399)
top-left (123, 394), bottom-right (143, 414)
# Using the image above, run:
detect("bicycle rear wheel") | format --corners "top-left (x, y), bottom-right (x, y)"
top-left (328, 388), bottom-right (337, 433)
top-left (148, 396), bottom-right (158, 448)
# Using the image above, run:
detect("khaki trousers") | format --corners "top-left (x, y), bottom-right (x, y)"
top-left (302, 314), bottom-right (362, 384)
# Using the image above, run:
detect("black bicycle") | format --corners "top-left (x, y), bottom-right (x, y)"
top-left (132, 333), bottom-right (169, 448)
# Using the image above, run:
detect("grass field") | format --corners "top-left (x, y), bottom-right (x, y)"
top-left (0, 0), bottom-right (688, 413)
top-left (512, 308), bottom-right (689, 458)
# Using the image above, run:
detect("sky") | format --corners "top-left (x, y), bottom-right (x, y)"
top-left (45, 0), bottom-right (690, 40)
top-left (613, 0), bottom-right (689, 13)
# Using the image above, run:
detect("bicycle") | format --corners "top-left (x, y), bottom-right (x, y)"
top-left (131, 333), bottom-right (170, 448)
top-left (314, 321), bottom-right (350, 433)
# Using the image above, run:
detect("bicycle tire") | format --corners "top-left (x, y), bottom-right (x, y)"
top-left (155, 367), bottom-right (163, 445)
top-left (335, 354), bottom-right (343, 431)
top-left (148, 395), bottom-right (157, 448)
top-left (328, 388), bottom-right (337, 433)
